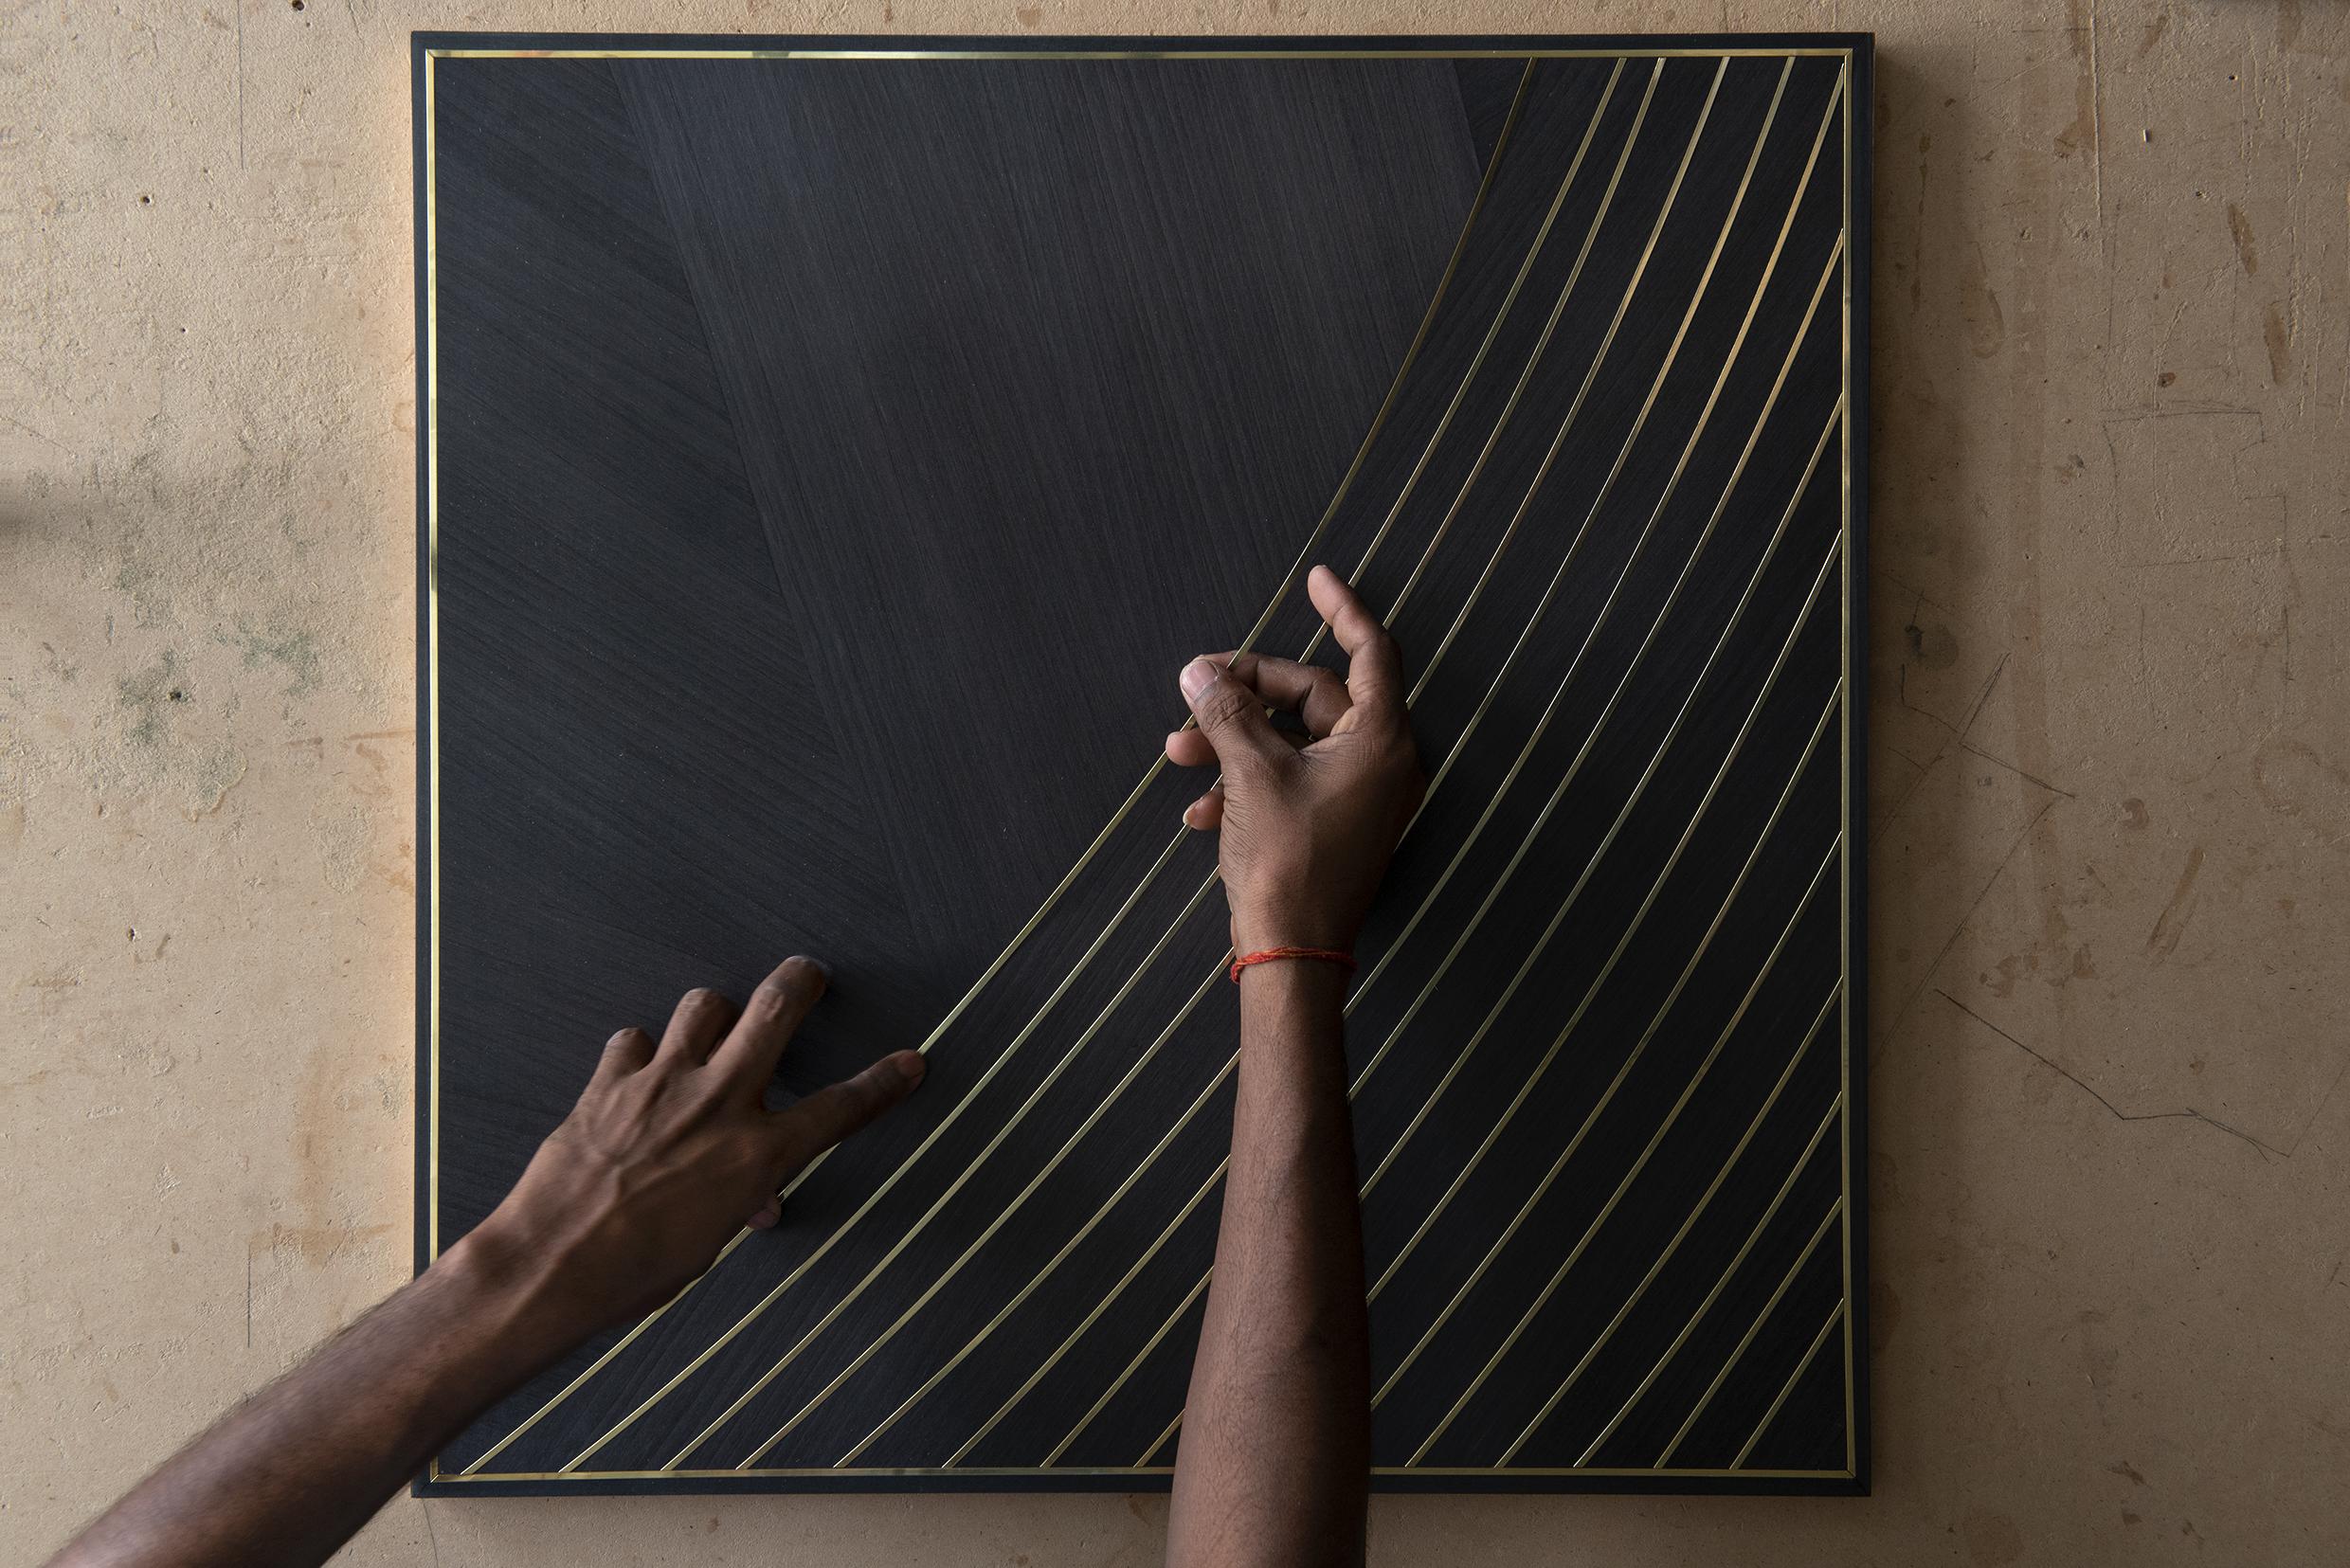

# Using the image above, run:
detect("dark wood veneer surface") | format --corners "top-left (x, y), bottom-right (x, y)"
top-left (415, 32), bottom-right (1871, 1495)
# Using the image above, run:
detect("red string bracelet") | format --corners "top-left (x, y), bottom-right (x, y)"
top-left (1230, 946), bottom-right (1358, 983)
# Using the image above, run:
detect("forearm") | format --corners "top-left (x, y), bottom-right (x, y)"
top-left (50, 1228), bottom-right (569, 1568)
top-left (1167, 960), bottom-right (1369, 1568)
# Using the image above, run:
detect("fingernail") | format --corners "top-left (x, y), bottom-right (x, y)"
top-left (1181, 658), bottom-right (1217, 701)
top-left (895, 1050), bottom-right (927, 1086)
top-left (791, 955), bottom-right (831, 982)
top-left (749, 1204), bottom-right (780, 1230)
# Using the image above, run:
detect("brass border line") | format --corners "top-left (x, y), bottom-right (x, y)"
top-left (1360, 58), bottom-right (1664, 636)
top-left (1348, 69), bottom-right (1842, 1035)
top-left (425, 1461), bottom-right (1849, 1481)
top-left (1731, 1299), bottom-right (1845, 1469)
top-left (425, 51), bottom-right (443, 1265)
top-left (1094, 547), bottom-right (1841, 1465)
top-left (1580, 1082), bottom-right (1843, 1463)
top-left (1491, 979), bottom-right (1845, 1467)
top-left (1372, 404), bottom-right (1842, 1400)
top-left (421, 44), bottom-right (1861, 1485)
top-left (1392, 845), bottom-right (1840, 1435)
top-left (431, 48), bottom-right (1856, 62)
top-left (1657, 1196), bottom-right (1842, 1467)
top-left (1294, 58), bottom-right (1629, 668)
top-left (1836, 55), bottom-right (1858, 1479)
top-left (446, 46), bottom-right (1532, 1478)
top-left (1400, 734), bottom-right (1840, 1464)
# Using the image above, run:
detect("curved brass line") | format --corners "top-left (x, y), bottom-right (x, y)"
top-left (1399, 730), bottom-right (1841, 1464)
top-left (458, 52), bottom-right (1538, 1482)
top-left (1353, 67), bottom-right (1845, 1023)
top-left (1576, 1063), bottom-right (1843, 1465)
top-left (1482, 974), bottom-right (1846, 1467)
top-left (1391, 856), bottom-right (1841, 1434)
top-left (823, 976), bottom-right (1238, 1468)
top-left (1657, 1193), bottom-right (1843, 1467)
top-left (1731, 1299), bottom-right (1845, 1469)
top-left (1352, 58), bottom-right (1657, 637)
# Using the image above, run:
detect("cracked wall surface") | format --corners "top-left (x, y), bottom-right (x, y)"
top-left (3, 1), bottom-right (2345, 1562)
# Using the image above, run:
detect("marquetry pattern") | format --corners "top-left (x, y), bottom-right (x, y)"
top-left (424, 43), bottom-right (1862, 1487)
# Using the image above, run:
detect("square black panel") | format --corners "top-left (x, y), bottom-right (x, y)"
top-left (413, 32), bottom-right (1872, 1495)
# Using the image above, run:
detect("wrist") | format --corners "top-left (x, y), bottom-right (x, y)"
top-left (432, 1217), bottom-right (595, 1374)
top-left (1231, 901), bottom-right (1359, 958)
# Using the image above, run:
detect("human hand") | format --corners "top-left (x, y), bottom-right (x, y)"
top-left (1165, 566), bottom-right (1424, 958)
top-left (454, 957), bottom-right (924, 1346)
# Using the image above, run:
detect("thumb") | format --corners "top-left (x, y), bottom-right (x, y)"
top-left (1180, 658), bottom-right (1281, 768)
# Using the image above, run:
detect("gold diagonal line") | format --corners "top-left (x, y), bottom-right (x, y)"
top-left (1359, 58), bottom-right (1660, 635)
top-left (1488, 976), bottom-right (1846, 1468)
top-left (1390, 840), bottom-right (1839, 1437)
top-left (1578, 1064), bottom-right (1843, 1465)
top-left (1068, 543), bottom-right (1841, 1469)
top-left (1731, 1298), bottom-right (1846, 1469)
top-left (1292, 59), bottom-right (1629, 669)
top-left (822, 981), bottom-right (1240, 1469)
top-left (656, 864), bottom-right (1226, 1471)
top-left (1357, 392), bottom-right (1841, 1314)
top-left (1355, 67), bottom-right (1844, 1024)
top-left (454, 50), bottom-right (1537, 1482)
top-left (1037, 1259), bottom-right (1217, 1467)
top-left (1398, 741), bottom-right (1841, 1464)
top-left (1658, 1192), bottom-right (1843, 1468)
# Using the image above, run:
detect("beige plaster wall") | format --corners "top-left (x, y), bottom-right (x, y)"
top-left (3, 0), bottom-right (2344, 1561)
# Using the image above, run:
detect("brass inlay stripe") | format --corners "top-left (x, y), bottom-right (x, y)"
top-left (1579, 1083), bottom-right (1843, 1464)
top-left (1491, 984), bottom-right (1844, 1467)
top-left (1392, 855), bottom-right (1840, 1446)
top-left (462, 59), bottom-right (1542, 1477)
top-left (1140, 1409), bottom-right (1184, 1469)
top-left (1731, 1299), bottom-right (1845, 1469)
top-left (1657, 1195), bottom-right (1843, 1468)
top-left (1398, 751), bottom-right (1841, 1463)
